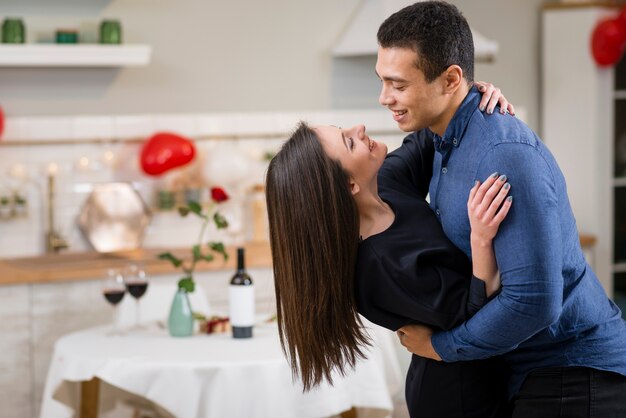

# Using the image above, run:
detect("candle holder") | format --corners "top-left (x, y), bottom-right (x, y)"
top-left (2, 18), bottom-right (25, 44)
top-left (99, 20), bottom-right (122, 44)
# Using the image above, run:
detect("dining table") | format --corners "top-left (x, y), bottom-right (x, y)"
top-left (39, 318), bottom-right (404, 418)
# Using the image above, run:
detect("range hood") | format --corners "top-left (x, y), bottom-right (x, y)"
top-left (333, 0), bottom-right (498, 62)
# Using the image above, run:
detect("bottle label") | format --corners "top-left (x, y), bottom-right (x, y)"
top-left (229, 285), bottom-right (255, 326)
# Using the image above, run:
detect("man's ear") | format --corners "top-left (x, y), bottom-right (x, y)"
top-left (442, 64), bottom-right (463, 93)
top-left (349, 178), bottom-right (360, 196)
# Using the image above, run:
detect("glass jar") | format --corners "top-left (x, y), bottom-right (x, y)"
top-left (56, 29), bottom-right (79, 44)
top-left (99, 20), bottom-right (122, 44)
top-left (2, 18), bottom-right (25, 44)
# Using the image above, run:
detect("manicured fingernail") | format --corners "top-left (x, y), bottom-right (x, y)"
top-left (506, 196), bottom-right (513, 202)
top-left (498, 174), bottom-right (507, 182)
top-left (479, 105), bottom-right (486, 112)
top-left (490, 172), bottom-right (499, 179)
top-left (475, 180), bottom-right (480, 186)
top-left (504, 183), bottom-right (510, 189)
top-left (501, 109), bottom-right (506, 115)
top-left (487, 108), bottom-right (493, 115)
top-left (479, 86), bottom-right (485, 91)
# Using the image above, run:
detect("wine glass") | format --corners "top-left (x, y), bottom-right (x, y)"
top-left (124, 264), bottom-right (149, 329)
top-left (102, 269), bottom-right (126, 335)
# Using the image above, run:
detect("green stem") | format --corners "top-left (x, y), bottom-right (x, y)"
top-left (187, 204), bottom-right (213, 274)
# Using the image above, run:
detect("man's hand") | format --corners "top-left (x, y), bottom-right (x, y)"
top-left (396, 324), bottom-right (442, 361)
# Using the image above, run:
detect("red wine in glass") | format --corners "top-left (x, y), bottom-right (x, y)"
top-left (124, 264), bottom-right (149, 328)
top-left (126, 282), bottom-right (148, 299)
top-left (102, 269), bottom-right (126, 335)
top-left (103, 289), bottom-right (125, 305)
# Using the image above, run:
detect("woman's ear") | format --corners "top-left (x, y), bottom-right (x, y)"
top-left (349, 178), bottom-right (360, 196)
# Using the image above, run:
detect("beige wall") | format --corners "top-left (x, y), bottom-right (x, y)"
top-left (1, 0), bottom-right (544, 131)
top-left (1, 0), bottom-right (360, 116)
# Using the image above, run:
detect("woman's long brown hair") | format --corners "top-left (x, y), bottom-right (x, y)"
top-left (266, 122), bottom-right (370, 391)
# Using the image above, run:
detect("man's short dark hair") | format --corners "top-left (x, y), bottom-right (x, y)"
top-left (377, 1), bottom-right (474, 83)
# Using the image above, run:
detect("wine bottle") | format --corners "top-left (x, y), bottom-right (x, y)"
top-left (229, 247), bottom-right (254, 338)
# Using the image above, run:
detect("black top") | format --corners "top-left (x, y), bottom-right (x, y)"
top-left (354, 130), bottom-right (510, 418)
top-left (355, 130), bottom-right (487, 332)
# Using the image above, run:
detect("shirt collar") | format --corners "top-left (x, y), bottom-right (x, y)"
top-left (432, 85), bottom-right (481, 153)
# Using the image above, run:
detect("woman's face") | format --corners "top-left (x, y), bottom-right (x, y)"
top-left (314, 124), bottom-right (387, 190)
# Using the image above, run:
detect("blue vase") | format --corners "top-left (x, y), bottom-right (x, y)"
top-left (168, 288), bottom-right (194, 337)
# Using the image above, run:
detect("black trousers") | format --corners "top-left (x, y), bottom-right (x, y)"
top-left (511, 367), bottom-right (626, 418)
top-left (406, 355), bottom-right (511, 418)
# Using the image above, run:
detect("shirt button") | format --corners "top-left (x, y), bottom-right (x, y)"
top-left (442, 167), bottom-right (448, 174)
top-left (435, 209), bottom-right (441, 216)
top-left (452, 138), bottom-right (458, 145)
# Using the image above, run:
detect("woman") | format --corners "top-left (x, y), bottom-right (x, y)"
top-left (266, 93), bottom-right (513, 417)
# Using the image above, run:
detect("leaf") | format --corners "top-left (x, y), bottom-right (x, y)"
top-left (192, 312), bottom-right (206, 321)
top-left (202, 253), bottom-right (215, 262)
top-left (177, 206), bottom-right (190, 217)
top-left (208, 241), bottom-right (229, 262)
top-left (213, 212), bottom-right (229, 229)
top-left (192, 244), bottom-right (202, 262)
top-left (187, 201), bottom-right (203, 216)
top-left (178, 276), bottom-right (195, 293)
top-left (158, 252), bottom-right (182, 268)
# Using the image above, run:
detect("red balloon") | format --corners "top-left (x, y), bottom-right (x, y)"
top-left (591, 17), bottom-right (626, 67)
top-left (618, 6), bottom-right (626, 25)
top-left (140, 132), bottom-right (196, 176)
top-left (0, 106), bottom-right (4, 139)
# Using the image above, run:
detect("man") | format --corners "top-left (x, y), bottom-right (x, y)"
top-left (376, 1), bottom-right (626, 416)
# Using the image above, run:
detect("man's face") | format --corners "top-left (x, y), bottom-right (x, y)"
top-left (376, 47), bottom-right (446, 133)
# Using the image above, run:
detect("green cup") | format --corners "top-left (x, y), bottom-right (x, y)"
top-left (2, 18), bottom-right (25, 44)
top-left (99, 20), bottom-right (122, 44)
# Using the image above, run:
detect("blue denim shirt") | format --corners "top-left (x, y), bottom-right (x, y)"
top-left (428, 86), bottom-right (626, 396)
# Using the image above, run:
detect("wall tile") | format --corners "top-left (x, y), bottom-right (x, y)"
top-left (31, 280), bottom-right (111, 418)
top-left (0, 285), bottom-right (32, 418)
top-left (72, 116), bottom-right (114, 140)
top-left (112, 115), bottom-right (155, 139)
top-left (21, 117), bottom-right (73, 141)
top-left (3, 117), bottom-right (28, 140)
top-left (0, 110), bottom-right (403, 260)
top-left (151, 114), bottom-right (198, 137)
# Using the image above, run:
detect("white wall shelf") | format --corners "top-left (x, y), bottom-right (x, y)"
top-left (0, 44), bottom-right (151, 67)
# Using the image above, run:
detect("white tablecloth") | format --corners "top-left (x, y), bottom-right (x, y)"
top-left (40, 320), bottom-right (403, 418)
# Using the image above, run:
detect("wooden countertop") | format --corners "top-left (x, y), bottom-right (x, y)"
top-left (0, 241), bottom-right (272, 286)
top-left (0, 234), bottom-right (598, 286)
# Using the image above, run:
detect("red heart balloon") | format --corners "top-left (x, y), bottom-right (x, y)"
top-left (140, 132), bottom-right (196, 176)
top-left (0, 106), bottom-right (4, 139)
top-left (618, 6), bottom-right (626, 25)
top-left (591, 17), bottom-right (626, 67)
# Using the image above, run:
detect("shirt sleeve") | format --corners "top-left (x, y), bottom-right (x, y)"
top-left (431, 143), bottom-right (564, 361)
top-left (379, 129), bottom-right (435, 199)
top-left (360, 239), bottom-right (489, 332)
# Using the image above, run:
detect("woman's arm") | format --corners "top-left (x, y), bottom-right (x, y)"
top-left (394, 173), bottom-right (513, 359)
top-left (467, 173), bottom-right (512, 297)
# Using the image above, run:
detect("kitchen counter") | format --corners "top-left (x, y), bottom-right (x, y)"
top-left (0, 241), bottom-right (272, 285)
top-left (0, 234), bottom-right (598, 286)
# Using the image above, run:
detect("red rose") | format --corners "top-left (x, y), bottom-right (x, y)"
top-left (210, 187), bottom-right (229, 203)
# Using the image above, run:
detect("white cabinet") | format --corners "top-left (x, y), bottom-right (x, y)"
top-left (542, 3), bottom-right (623, 304)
